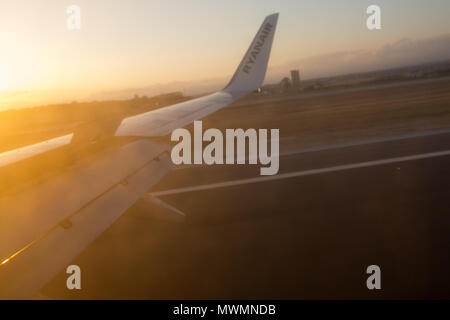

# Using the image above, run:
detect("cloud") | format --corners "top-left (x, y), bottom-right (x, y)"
top-left (100, 34), bottom-right (450, 100)
top-left (267, 33), bottom-right (450, 81)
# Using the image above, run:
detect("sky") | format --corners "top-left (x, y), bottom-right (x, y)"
top-left (1, 0), bottom-right (450, 109)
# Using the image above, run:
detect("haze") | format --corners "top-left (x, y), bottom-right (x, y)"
top-left (1, 0), bottom-right (450, 109)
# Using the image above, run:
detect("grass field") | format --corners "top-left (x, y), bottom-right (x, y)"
top-left (203, 78), bottom-right (450, 149)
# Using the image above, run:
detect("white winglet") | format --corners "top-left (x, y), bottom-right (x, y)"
top-left (223, 13), bottom-right (279, 97)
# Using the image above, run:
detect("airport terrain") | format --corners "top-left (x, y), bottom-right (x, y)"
top-left (27, 77), bottom-right (450, 299)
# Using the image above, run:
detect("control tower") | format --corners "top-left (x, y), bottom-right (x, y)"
top-left (290, 70), bottom-right (301, 87)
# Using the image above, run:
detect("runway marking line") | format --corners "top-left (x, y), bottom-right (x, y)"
top-left (173, 127), bottom-right (450, 170)
top-left (150, 149), bottom-right (450, 196)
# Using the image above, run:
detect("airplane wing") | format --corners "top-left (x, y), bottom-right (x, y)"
top-left (0, 13), bottom-right (278, 298)
top-left (0, 134), bottom-right (74, 169)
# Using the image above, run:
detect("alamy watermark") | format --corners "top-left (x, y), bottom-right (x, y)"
top-left (171, 121), bottom-right (279, 176)
top-left (366, 265), bottom-right (381, 290)
top-left (366, 5), bottom-right (381, 30)
top-left (67, 5), bottom-right (81, 30)
top-left (66, 265), bottom-right (81, 290)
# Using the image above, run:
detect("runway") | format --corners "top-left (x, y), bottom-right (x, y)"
top-left (42, 127), bottom-right (450, 299)
top-left (154, 128), bottom-right (450, 196)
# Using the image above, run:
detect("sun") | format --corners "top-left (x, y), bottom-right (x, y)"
top-left (0, 73), bottom-right (16, 92)
top-left (0, 73), bottom-right (9, 91)
top-left (0, 61), bottom-right (14, 91)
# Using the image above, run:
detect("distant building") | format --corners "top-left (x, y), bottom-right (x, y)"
top-left (290, 70), bottom-right (301, 87)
